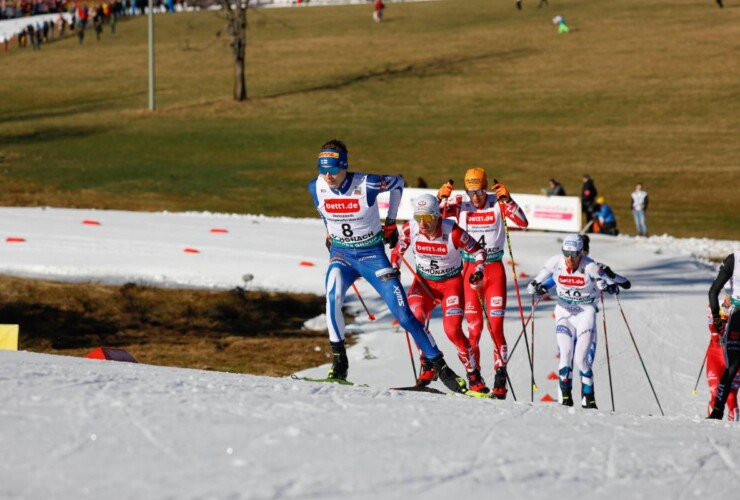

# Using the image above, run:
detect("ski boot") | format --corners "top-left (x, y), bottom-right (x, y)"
top-left (708, 403), bottom-right (725, 420)
top-left (561, 387), bottom-right (574, 407)
top-left (467, 369), bottom-right (490, 394)
top-left (491, 366), bottom-right (508, 400)
top-left (416, 356), bottom-right (438, 387)
top-left (430, 355), bottom-right (468, 394)
top-left (327, 341), bottom-right (348, 380)
top-left (582, 393), bottom-right (598, 410)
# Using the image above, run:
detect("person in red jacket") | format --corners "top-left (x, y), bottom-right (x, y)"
top-left (373, 0), bottom-right (384, 22)
top-left (437, 168), bottom-right (529, 398)
top-left (391, 193), bottom-right (488, 391)
top-left (706, 294), bottom-right (739, 421)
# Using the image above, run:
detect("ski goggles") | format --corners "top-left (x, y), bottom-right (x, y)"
top-left (562, 250), bottom-right (581, 258)
top-left (414, 214), bottom-right (438, 223)
top-left (467, 189), bottom-right (486, 197)
top-left (318, 165), bottom-right (341, 175)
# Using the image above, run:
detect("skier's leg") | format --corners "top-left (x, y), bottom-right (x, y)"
top-left (555, 306), bottom-right (576, 406)
top-left (463, 262), bottom-right (484, 367)
top-left (324, 256), bottom-right (359, 378)
top-left (485, 261), bottom-right (508, 370)
top-left (711, 310), bottom-right (740, 418)
top-left (573, 308), bottom-right (597, 408)
top-left (440, 277), bottom-right (476, 372)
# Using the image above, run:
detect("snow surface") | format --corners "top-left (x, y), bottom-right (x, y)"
top-left (1, 206), bottom-right (739, 499)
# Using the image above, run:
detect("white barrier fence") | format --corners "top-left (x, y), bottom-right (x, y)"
top-left (377, 188), bottom-right (582, 233)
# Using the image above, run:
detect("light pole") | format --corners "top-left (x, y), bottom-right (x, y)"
top-left (148, 0), bottom-right (155, 111)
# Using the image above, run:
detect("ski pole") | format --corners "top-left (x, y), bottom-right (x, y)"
top-left (693, 349), bottom-right (708, 396)
top-left (530, 292), bottom-right (535, 402)
top-left (507, 294), bottom-right (543, 360)
top-left (351, 282), bottom-right (376, 321)
top-left (601, 291), bottom-right (615, 412)
top-left (476, 290), bottom-right (517, 401)
top-left (615, 294), bottom-right (664, 416)
top-left (404, 327), bottom-right (418, 381)
top-left (496, 185), bottom-right (536, 393)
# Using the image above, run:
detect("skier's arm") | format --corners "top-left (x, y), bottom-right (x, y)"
top-left (366, 174), bottom-right (404, 221)
top-left (390, 222), bottom-right (412, 270)
top-left (598, 263), bottom-right (631, 289)
top-left (709, 254), bottom-right (734, 318)
top-left (451, 224), bottom-right (485, 270)
top-left (501, 199), bottom-right (529, 228)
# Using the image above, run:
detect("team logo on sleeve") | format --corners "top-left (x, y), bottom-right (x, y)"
top-left (558, 275), bottom-right (586, 286)
top-left (324, 199), bottom-right (361, 213)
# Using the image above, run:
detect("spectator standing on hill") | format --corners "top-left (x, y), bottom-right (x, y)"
top-left (416, 177), bottom-right (428, 188)
top-left (592, 196), bottom-right (618, 236)
top-left (717, 0), bottom-right (723, 8)
top-left (581, 173), bottom-right (598, 229)
top-left (373, 0), bottom-right (384, 22)
top-left (547, 178), bottom-right (566, 197)
top-left (630, 182), bottom-right (649, 236)
top-left (308, 139), bottom-right (477, 396)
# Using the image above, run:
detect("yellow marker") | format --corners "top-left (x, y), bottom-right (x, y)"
top-left (692, 389), bottom-right (697, 396)
top-left (533, 384), bottom-right (539, 391)
top-left (0, 325), bottom-right (19, 351)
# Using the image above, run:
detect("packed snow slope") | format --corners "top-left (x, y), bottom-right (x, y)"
top-left (1, 207), bottom-right (739, 499)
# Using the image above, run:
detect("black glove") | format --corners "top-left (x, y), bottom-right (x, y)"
top-left (605, 283), bottom-right (619, 295)
top-left (469, 270), bottom-right (484, 290)
top-left (527, 280), bottom-right (548, 296)
top-left (713, 315), bottom-right (727, 333)
top-left (383, 218), bottom-right (398, 249)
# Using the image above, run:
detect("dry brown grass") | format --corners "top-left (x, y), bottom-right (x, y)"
top-left (0, 276), bottom-right (337, 376)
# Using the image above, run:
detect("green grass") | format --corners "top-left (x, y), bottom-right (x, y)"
top-left (1, 0), bottom-right (738, 238)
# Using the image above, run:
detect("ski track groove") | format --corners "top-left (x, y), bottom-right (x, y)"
top-left (708, 437), bottom-right (740, 479)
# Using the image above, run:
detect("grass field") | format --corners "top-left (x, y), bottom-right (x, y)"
top-left (1, 0), bottom-right (739, 238)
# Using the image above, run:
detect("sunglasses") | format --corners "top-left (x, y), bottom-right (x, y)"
top-left (319, 166), bottom-right (341, 175)
top-left (562, 250), bottom-right (581, 258)
top-left (414, 214), bottom-right (438, 223)
top-left (467, 189), bottom-right (486, 197)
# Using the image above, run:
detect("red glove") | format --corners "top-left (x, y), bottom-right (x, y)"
top-left (383, 219), bottom-right (398, 248)
top-left (491, 182), bottom-right (510, 203)
top-left (437, 182), bottom-right (454, 200)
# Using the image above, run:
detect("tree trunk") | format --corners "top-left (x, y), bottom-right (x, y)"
top-left (220, 0), bottom-right (248, 101)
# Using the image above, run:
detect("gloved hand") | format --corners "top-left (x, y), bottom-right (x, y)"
top-left (383, 218), bottom-right (398, 248)
top-left (713, 315), bottom-right (727, 333)
top-left (596, 278), bottom-right (608, 291)
top-left (527, 280), bottom-right (548, 296)
top-left (491, 182), bottom-right (511, 203)
top-left (437, 182), bottom-right (454, 200)
top-left (605, 283), bottom-right (619, 295)
top-left (325, 235), bottom-right (332, 252)
top-left (469, 269), bottom-right (484, 290)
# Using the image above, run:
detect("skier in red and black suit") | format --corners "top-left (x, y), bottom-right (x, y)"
top-left (707, 251), bottom-right (740, 419)
top-left (436, 168), bottom-right (529, 398)
top-left (705, 295), bottom-right (740, 421)
top-left (391, 193), bottom-right (488, 391)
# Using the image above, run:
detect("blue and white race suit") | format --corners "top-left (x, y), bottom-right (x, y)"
top-left (534, 254), bottom-right (620, 402)
top-left (309, 171), bottom-right (440, 358)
